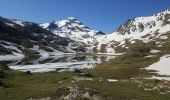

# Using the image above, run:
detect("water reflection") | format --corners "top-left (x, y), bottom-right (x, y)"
top-left (7, 55), bottom-right (115, 73)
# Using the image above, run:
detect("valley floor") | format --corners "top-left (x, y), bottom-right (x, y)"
top-left (1, 51), bottom-right (170, 100)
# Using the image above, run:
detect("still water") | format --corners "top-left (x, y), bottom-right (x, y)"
top-left (6, 55), bottom-right (115, 73)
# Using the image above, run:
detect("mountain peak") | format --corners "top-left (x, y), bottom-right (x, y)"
top-left (116, 8), bottom-right (170, 35)
top-left (67, 17), bottom-right (77, 20)
top-left (39, 17), bottom-right (105, 45)
top-left (40, 17), bottom-right (94, 33)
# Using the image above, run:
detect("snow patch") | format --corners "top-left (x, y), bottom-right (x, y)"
top-left (12, 20), bottom-right (25, 26)
top-left (146, 55), bottom-right (170, 76)
top-left (148, 76), bottom-right (170, 81)
top-left (150, 49), bottom-right (161, 53)
top-left (39, 23), bottom-right (50, 29)
top-left (107, 79), bottom-right (118, 82)
top-left (5, 23), bottom-right (14, 27)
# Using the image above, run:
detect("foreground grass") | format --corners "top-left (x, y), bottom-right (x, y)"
top-left (0, 66), bottom-right (74, 100)
top-left (77, 79), bottom-right (170, 100)
top-left (1, 54), bottom-right (170, 100)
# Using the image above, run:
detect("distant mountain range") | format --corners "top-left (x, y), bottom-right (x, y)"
top-left (0, 8), bottom-right (170, 60)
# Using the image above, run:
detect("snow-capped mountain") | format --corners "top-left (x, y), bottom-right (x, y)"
top-left (0, 8), bottom-right (170, 61)
top-left (0, 16), bottom-right (81, 61)
top-left (39, 9), bottom-right (170, 55)
top-left (95, 8), bottom-right (170, 55)
top-left (40, 17), bottom-right (92, 33)
top-left (40, 17), bottom-right (105, 44)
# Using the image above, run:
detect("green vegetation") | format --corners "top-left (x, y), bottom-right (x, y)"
top-left (114, 46), bottom-right (126, 53)
top-left (21, 40), bottom-right (33, 48)
top-left (87, 54), bottom-right (160, 79)
top-left (127, 41), bottom-right (151, 57)
top-left (159, 32), bottom-right (170, 54)
top-left (79, 35), bottom-right (170, 99)
top-left (77, 80), bottom-right (170, 100)
top-left (23, 49), bottom-right (40, 60)
top-left (0, 64), bottom-right (74, 100)
top-left (87, 40), bottom-right (162, 79)
top-left (100, 44), bottom-right (107, 53)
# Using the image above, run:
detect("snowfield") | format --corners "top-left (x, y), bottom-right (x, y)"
top-left (150, 49), bottom-right (161, 53)
top-left (146, 55), bottom-right (170, 80)
top-left (146, 55), bottom-right (170, 76)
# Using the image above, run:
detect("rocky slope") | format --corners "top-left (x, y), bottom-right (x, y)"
top-left (40, 9), bottom-right (170, 55)
top-left (40, 17), bottom-right (104, 44)
top-left (0, 17), bottom-right (79, 61)
top-left (0, 8), bottom-right (170, 61)
top-left (40, 17), bottom-right (105, 53)
top-left (95, 8), bottom-right (170, 55)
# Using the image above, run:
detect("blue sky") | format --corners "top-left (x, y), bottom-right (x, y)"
top-left (0, 0), bottom-right (170, 33)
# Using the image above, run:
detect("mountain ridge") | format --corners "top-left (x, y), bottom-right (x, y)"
top-left (0, 8), bottom-right (170, 61)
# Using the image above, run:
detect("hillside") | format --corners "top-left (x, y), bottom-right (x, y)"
top-left (0, 17), bottom-right (87, 61)
top-left (0, 9), bottom-right (170, 61)
top-left (95, 8), bottom-right (170, 55)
